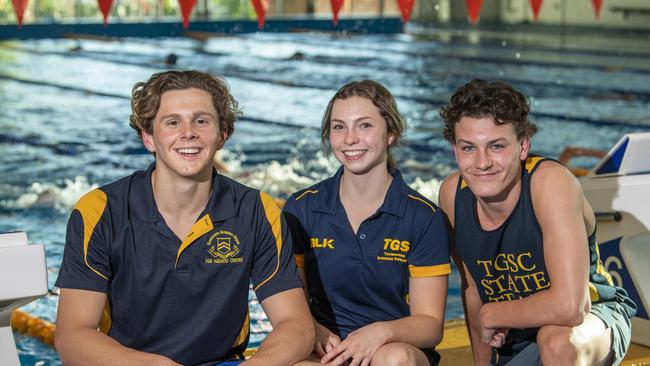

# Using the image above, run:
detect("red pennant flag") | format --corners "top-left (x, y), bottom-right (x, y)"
top-left (251, 0), bottom-right (269, 29)
top-left (97, 0), bottom-right (113, 25)
top-left (330, 0), bottom-right (344, 26)
top-left (396, 0), bottom-right (415, 23)
top-left (529, 0), bottom-right (543, 21)
top-left (466, 0), bottom-right (483, 24)
top-left (178, 0), bottom-right (197, 29)
top-left (11, 0), bottom-right (28, 27)
top-left (591, 0), bottom-right (603, 19)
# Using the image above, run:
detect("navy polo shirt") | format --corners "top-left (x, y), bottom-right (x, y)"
top-left (282, 167), bottom-right (451, 338)
top-left (55, 163), bottom-right (302, 366)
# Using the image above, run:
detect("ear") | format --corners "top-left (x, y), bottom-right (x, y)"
top-left (519, 137), bottom-right (531, 161)
top-left (388, 134), bottom-right (395, 146)
top-left (216, 130), bottom-right (228, 151)
top-left (141, 130), bottom-right (156, 153)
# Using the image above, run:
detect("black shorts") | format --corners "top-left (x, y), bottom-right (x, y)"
top-left (422, 347), bottom-right (441, 366)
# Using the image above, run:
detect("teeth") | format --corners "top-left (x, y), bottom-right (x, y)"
top-left (177, 148), bottom-right (200, 154)
top-left (343, 150), bottom-right (365, 157)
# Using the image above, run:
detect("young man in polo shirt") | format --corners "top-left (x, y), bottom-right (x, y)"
top-left (55, 70), bottom-right (314, 365)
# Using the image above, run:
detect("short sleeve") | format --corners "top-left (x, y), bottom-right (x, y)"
top-left (281, 195), bottom-right (310, 268)
top-left (251, 192), bottom-right (303, 302)
top-left (55, 189), bottom-right (112, 292)
top-left (408, 209), bottom-right (451, 277)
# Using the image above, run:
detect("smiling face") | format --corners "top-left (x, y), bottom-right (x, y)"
top-left (453, 116), bottom-right (530, 201)
top-left (329, 96), bottom-right (394, 176)
top-left (142, 88), bottom-right (226, 181)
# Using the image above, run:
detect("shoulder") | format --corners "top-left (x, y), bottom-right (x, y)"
top-left (284, 178), bottom-right (330, 212)
top-left (217, 174), bottom-right (267, 207)
top-left (438, 171), bottom-right (461, 219)
top-left (73, 172), bottom-right (142, 216)
top-left (531, 160), bottom-right (581, 196)
top-left (530, 159), bottom-right (586, 222)
top-left (405, 186), bottom-right (439, 215)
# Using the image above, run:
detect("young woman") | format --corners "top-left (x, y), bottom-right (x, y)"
top-left (283, 80), bottom-right (450, 366)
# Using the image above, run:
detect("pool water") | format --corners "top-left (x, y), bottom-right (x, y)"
top-left (1, 25), bottom-right (649, 364)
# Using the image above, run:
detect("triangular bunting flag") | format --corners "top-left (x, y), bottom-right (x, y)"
top-left (11, 0), bottom-right (29, 27)
top-left (466, 0), bottom-right (483, 24)
top-left (178, 0), bottom-right (197, 29)
top-left (251, 0), bottom-right (269, 29)
top-left (330, 0), bottom-right (344, 26)
top-left (529, 0), bottom-right (543, 21)
top-left (97, 0), bottom-right (113, 25)
top-left (397, 0), bottom-right (415, 23)
top-left (592, 0), bottom-right (603, 19)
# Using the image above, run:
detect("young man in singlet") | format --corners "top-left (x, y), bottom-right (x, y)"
top-left (438, 79), bottom-right (635, 365)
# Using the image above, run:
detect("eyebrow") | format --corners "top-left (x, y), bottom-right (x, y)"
top-left (457, 137), bottom-right (508, 145)
top-left (331, 116), bottom-right (375, 124)
top-left (159, 111), bottom-right (217, 120)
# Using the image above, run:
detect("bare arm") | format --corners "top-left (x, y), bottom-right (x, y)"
top-left (479, 163), bottom-right (591, 330)
top-left (385, 275), bottom-right (448, 347)
top-left (55, 288), bottom-right (179, 366)
top-left (437, 172), bottom-right (459, 228)
top-left (440, 172), bottom-right (492, 364)
top-left (459, 261), bottom-right (493, 365)
top-left (297, 265), bottom-right (342, 357)
top-left (245, 288), bottom-right (315, 366)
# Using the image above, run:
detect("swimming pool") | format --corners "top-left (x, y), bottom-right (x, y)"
top-left (1, 25), bottom-right (650, 364)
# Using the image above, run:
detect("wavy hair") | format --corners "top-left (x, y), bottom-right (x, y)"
top-left (129, 70), bottom-right (241, 140)
top-left (440, 79), bottom-right (537, 143)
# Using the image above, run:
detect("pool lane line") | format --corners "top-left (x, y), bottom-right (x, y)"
top-left (235, 31), bottom-right (650, 61)
top-left (5, 42), bottom-right (650, 104)
top-left (1, 73), bottom-right (647, 130)
top-left (228, 33), bottom-right (650, 74)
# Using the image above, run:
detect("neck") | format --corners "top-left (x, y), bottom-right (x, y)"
top-left (339, 164), bottom-right (393, 205)
top-left (151, 168), bottom-right (213, 218)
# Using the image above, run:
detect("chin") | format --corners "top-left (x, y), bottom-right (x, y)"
top-left (466, 181), bottom-right (500, 199)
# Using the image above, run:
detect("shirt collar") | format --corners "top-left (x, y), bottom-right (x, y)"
top-left (311, 166), bottom-right (409, 217)
top-left (135, 162), bottom-right (235, 223)
top-left (377, 169), bottom-right (409, 217)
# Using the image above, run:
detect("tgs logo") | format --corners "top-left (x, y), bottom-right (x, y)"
top-left (383, 238), bottom-right (410, 253)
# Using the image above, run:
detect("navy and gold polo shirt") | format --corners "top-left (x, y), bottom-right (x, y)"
top-left (282, 167), bottom-right (451, 338)
top-left (55, 163), bottom-right (302, 366)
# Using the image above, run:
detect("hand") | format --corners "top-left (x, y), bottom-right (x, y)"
top-left (488, 328), bottom-right (508, 348)
top-left (478, 303), bottom-right (509, 347)
top-left (321, 322), bottom-right (390, 366)
top-left (314, 322), bottom-right (342, 358)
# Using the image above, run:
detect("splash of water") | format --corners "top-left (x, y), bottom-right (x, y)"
top-left (1, 176), bottom-right (98, 212)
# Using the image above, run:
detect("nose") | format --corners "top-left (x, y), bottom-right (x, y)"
top-left (344, 128), bottom-right (358, 145)
top-left (476, 150), bottom-right (493, 170)
top-left (180, 121), bottom-right (198, 139)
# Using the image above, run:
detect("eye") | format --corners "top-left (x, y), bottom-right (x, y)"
top-left (195, 118), bottom-right (210, 126)
top-left (490, 144), bottom-right (505, 151)
top-left (360, 122), bottom-right (372, 129)
top-left (461, 145), bottom-right (475, 152)
top-left (331, 123), bottom-right (344, 130)
top-left (165, 119), bottom-right (179, 127)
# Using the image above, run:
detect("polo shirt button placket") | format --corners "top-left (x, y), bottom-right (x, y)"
top-left (359, 234), bottom-right (366, 239)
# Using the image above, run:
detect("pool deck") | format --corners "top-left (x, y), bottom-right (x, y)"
top-left (436, 320), bottom-right (650, 366)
